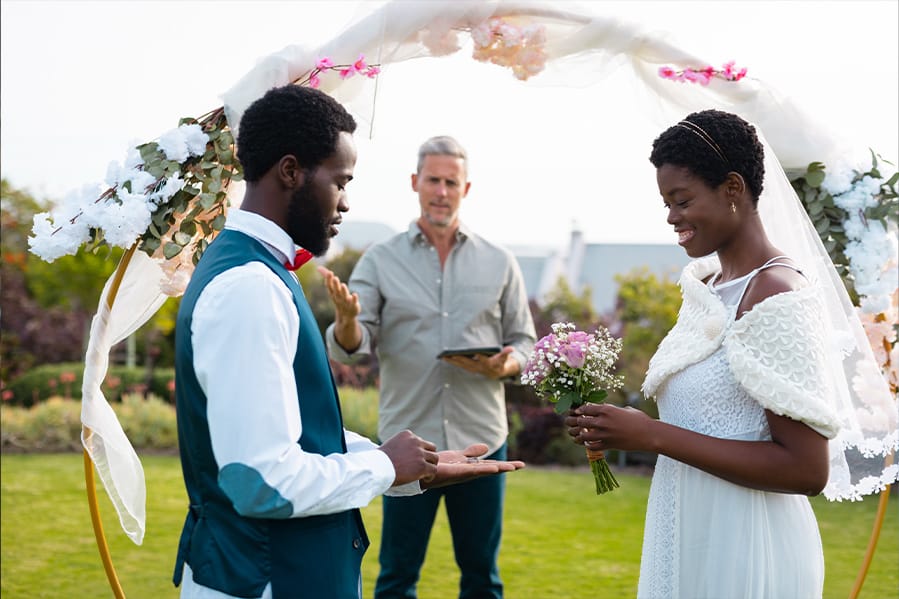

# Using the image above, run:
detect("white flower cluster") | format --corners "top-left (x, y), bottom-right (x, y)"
top-left (823, 166), bottom-right (899, 314)
top-left (28, 124), bottom-right (209, 263)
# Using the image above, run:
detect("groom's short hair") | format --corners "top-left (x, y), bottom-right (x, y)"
top-left (237, 85), bottom-right (357, 182)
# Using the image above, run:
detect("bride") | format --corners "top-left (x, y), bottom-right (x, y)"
top-left (567, 108), bottom-right (887, 598)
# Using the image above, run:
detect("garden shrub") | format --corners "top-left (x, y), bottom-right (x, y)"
top-left (1, 387), bottom-right (381, 454)
top-left (1, 397), bottom-right (82, 452)
top-left (338, 386), bottom-right (380, 442)
top-left (5, 363), bottom-right (175, 407)
top-left (116, 393), bottom-right (178, 451)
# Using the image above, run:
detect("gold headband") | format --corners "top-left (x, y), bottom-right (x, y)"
top-left (676, 120), bottom-right (729, 165)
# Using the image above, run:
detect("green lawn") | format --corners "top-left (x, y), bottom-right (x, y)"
top-left (1, 454), bottom-right (896, 598)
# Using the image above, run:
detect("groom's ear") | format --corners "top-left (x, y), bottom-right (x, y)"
top-left (277, 155), bottom-right (305, 189)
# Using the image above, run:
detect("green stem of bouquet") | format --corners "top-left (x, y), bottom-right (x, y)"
top-left (590, 456), bottom-right (620, 495)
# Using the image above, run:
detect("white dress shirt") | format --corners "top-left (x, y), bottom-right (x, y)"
top-left (181, 209), bottom-right (399, 599)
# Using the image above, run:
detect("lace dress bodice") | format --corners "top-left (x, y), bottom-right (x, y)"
top-left (657, 346), bottom-right (770, 442)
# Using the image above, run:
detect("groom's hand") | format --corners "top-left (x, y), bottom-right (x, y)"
top-left (379, 430), bottom-right (439, 486)
top-left (421, 443), bottom-right (526, 489)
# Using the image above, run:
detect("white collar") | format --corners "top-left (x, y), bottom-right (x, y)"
top-left (224, 209), bottom-right (297, 265)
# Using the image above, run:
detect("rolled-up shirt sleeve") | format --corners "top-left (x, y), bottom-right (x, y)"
top-left (192, 262), bottom-right (397, 518)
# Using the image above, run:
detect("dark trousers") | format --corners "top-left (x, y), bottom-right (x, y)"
top-left (374, 444), bottom-right (507, 599)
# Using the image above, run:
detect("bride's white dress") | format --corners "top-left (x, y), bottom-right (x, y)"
top-left (637, 265), bottom-right (825, 599)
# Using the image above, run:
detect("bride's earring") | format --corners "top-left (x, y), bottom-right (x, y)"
top-left (730, 201), bottom-right (736, 213)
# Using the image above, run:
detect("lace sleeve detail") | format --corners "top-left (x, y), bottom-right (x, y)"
top-left (643, 257), bottom-right (728, 398)
top-left (723, 287), bottom-right (841, 438)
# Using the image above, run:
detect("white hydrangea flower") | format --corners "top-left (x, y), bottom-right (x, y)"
top-left (27, 183), bottom-right (102, 261)
top-left (157, 126), bottom-right (189, 162)
top-left (81, 190), bottom-right (152, 249)
top-left (180, 124), bottom-right (209, 157)
top-left (148, 172), bottom-right (185, 209)
top-left (860, 293), bottom-right (890, 315)
top-left (822, 165), bottom-right (855, 196)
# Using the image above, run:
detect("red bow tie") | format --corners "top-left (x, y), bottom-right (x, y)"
top-left (284, 248), bottom-right (313, 271)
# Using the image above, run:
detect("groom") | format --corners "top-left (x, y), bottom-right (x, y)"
top-left (172, 85), bottom-right (523, 599)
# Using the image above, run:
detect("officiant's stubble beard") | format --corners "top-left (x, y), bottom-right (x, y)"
top-left (285, 183), bottom-right (331, 256)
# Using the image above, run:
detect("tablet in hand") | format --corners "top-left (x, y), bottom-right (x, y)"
top-left (437, 346), bottom-right (502, 359)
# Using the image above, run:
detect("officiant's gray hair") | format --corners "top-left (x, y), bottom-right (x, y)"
top-left (417, 135), bottom-right (468, 174)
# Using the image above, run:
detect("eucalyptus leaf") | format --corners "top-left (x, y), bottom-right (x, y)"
top-left (174, 231), bottom-right (193, 246)
top-left (142, 236), bottom-right (161, 252)
top-left (139, 143), bottom-right (159, 162)
top-left (163, 242), bottom-right (183, 259)
top-left (553, 394), bottom-right (573, 415)
top-left (211, 214), bottom-right (226, 231)
top-left (217, 148), bottom-right (233, 164)
top-left (199, 193), bottom-right (217, 210)
top-left (805, 170), bottom-right (826, 188)
top-left (179, 219), bottom-right (197, 236)
top-left (586, 389), bottom-right (608, 404)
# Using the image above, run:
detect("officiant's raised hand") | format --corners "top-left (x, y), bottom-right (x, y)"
top-left (318, 266), bottom-right (363, 352)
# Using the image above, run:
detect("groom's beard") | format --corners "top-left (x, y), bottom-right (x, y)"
top-left (285, 182), bottom-right (330, 257)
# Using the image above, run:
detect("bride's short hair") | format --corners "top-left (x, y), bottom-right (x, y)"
top-left (649, 109), bottom-right (766, 203)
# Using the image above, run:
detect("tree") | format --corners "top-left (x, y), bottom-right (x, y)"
top-left (1, 180), bottom-right (96, 382)
top-left (610, 267), bottom-right (681, 417)
top-left (531, 276), bottom-right (604, 338)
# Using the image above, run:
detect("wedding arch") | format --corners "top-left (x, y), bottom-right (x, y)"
top-left (26, 1), bottom-right (897, 597)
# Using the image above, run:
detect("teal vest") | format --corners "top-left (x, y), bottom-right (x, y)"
top-left (173, 229), bottom-right (368, 598)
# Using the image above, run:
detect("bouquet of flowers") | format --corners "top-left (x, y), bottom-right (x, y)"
top-left (521, 322), bottom-right (624, 494)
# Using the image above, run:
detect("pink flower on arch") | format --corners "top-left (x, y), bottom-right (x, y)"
top-left (339, 68), bottom-right (355, 80)
top-left (308, 73), bottom-right (321, 89)
top-left (352, 55), bottom-right (367, 73)
top-left (315, 57), bottom-right (334, 70)
top-left (657, 61), bottom-right (748, 85)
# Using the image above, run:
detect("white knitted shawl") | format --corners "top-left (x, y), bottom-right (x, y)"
top-left (642, 257), bottom-right (841, 439)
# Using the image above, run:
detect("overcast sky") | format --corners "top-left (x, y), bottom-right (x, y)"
top-left (2, 1), bottom-right (897, 249)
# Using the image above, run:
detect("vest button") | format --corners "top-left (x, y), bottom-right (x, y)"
top-left (353, 538), bottom-right (362, 549)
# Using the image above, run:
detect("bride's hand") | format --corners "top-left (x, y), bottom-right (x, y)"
top-left (564, 403), bottom-right (655, 452)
